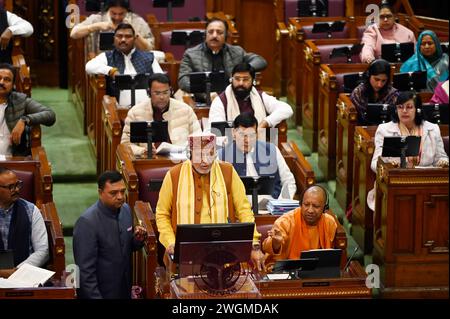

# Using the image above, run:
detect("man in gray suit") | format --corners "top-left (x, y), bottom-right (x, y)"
top-left (177, 18), bottom-right (267, 93)
top-left (73, 171), bottom-right (147, 299)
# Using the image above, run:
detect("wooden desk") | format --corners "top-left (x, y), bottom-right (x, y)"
top-left (0, 287), bottom-right (76, 299)
top-left (100, 96), bottom-right (128, 174)
top-left (116, 144), bottom-right (179, 210)
top-left (317, 63), bottom-right (367, 180)
top-left (351, 126), bottom-right (377, 254)
top-left (255, 261), bottom-right (371, 298)
top-left (336, 91), bottom-right (434, 212)
top-left (301, 38), bottom-right (361, 151)
top-left (373, 159), bottom-right (449, 299)
top-left (280, 141), bottom-right (315, 196)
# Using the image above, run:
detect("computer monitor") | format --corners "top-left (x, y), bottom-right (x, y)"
top-left (329, 44), bottom-right (363, 63)
top-left (312, 20), bottom-right (345, 38)
top-left (421, 103), bottom-right (449, 125)
top-left (381, 42), bottom-right (414, 63)
top-left (343, 72), bottom-right (365, 93)
top-left (153, 0), bottom-right (185, 21)
top-left (393, 71), bottom-right (427, 91)
top-left (210, 121), bottom-right (233, 137)
top-left (240, 175), bottom-right (275, 214)
top-left (171, 30), bottom-right (205, 47)
top-left (382, 136), bottom-right (421, 168)
top-left (299, 248), bottom-right (342, 278)
top-left (0, 250), bottom-right (14, 269)
top-left (272, 258), bottom-right (319, 276)
top-left (298, 0), bottom-right (328, 17)
top-left (365, 103), bottom-right (395, 125)
top-left (173, 222), bottom-right (255, 264)
top-left (99, 32), bottom-right (114, 51)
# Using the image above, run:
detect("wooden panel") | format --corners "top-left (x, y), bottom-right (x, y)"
top-left (335, 93), bottom-right (358, 211)
top-left (318, 63), bottom-right (367, 180)
top-left (392, 195), bottom-right (416, 254)
top-left (373, 158), bottom-right (449, 298)
top-left (351, 126), bottom-right (377, 254)
top-left (233, 0), bottom-right (277, 92)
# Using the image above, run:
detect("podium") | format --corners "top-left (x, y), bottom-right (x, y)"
top-left (170, 276), bottom-right (261, 299)
top-left (373, 158), bottom-right (449, 298)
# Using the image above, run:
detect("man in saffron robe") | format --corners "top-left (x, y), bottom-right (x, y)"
top-left (263, 185), bottom-right (337, 270)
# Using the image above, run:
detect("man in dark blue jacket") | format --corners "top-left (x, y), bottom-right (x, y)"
top-left (218, 113), bottom-right (296, 201)
top-left (73, 171), bottom-right (147, 299)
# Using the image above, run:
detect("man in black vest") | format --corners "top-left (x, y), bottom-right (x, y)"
top-left (0, 167), bottom-right (49, 278)
top-left (85, 23), bottom-right (163, 109)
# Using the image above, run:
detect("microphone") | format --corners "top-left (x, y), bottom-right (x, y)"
top-left (343, 246), bottom-right (359, 272)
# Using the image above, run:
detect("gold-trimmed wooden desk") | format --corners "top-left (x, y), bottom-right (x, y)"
top-left (0, 287), bottom-right (76, 299)
top-left (254, 261), bottom-right (371, 299)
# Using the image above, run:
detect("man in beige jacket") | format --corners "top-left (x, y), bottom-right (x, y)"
top-left (121, 73), bottom-right (202, 157)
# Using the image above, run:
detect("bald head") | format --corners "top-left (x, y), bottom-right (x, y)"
top-left (301, 186), bottom-right (328, 226)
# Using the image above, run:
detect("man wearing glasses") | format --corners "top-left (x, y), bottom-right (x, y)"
top-left (209, 63), bottom-right (293, 139)
top-left (85, 23), bottom-right (163, 109)
top-left (120, 73), bottom-right (202, 157)
top-left (0, 167), bottom-right (49, 278)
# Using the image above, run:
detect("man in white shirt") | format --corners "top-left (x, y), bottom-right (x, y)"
top-left (86, 23), bottom-right (163, 109)
top-left (0, 8), bottom-right (34, 63)
top-left (70, 0), bottom-right (154, 51)
top-left (0, 168), bottom-right (49, 278)
top-left (209, 63), bottom-right (293, 139)
top-left (218, 113), bottom-right (297, 202)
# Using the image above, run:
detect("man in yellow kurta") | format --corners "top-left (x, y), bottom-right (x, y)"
top-left (155, 133), bottom-right (265, 270)
top-left (263, 185), bottom-right (337, 270)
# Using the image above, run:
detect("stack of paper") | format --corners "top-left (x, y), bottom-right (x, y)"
top-left (267, 199), bottom-right (299, 215)
top-left (0, 263), bottom-right (55, 288)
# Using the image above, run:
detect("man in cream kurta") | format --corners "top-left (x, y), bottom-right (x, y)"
top-left (155, 133), bottom-right (266, 271)
top-left (120, 73), bottom-right (201, 157)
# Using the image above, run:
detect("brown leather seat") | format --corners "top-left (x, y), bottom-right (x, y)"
top-left (137, 167), bottom-right (172, 211)
top-left (14, 170), bottom-right (35, 203)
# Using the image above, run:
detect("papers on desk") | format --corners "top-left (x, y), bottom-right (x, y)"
top-left (267, 199), bottom-right (300, 215)
top-left (0, 155), bottom-right (6, 161)
top-left (0, 263), bottom-right (55, 288)
top-left (156, 142), bottom-right (185, 155)
top-left (265, 273), bottom-right (291, 280)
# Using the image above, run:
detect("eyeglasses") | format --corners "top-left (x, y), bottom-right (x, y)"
top-left (232, 76), bottom-right (252, 83)
top-left (379, 14), bottom-right (394, 20)
top-left (151, 90), bottom-right (171, 97)
top-left (0, 180), bottom-right (23, 192)
top-left (396, 103), bottom-right (415, 111)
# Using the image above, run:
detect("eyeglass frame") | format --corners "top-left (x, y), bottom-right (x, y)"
top-left (396, 103), bottom-right (415, 111)
top-left (0, 180), bottom-right (24, 192)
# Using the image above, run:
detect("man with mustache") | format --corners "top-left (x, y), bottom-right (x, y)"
top-left (262, 185), bottom-right (337, 271)
top-left (0, 63), bottom-right (56, 156)
top-left (155, 133), bottom-right (266, 272)
top-left (70, 0), bottom-right (154, 51)
top-left (209, 63), bottom-right (293, 136)
top-left (0, 167), bottom-right (49, 278)
top-left (178, 18), bottom-right (267, 95)
top-left (86, 23), bottom-right (163, 109)
top-left (73, 171), bottom-right (148, 299)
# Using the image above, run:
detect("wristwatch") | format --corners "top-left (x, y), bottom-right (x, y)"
top-left (20, 115), bottom-right (30, 125)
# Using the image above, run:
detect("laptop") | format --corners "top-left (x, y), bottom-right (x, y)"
top-left (299, 249), bottom-right (342, 278)
top-left (0, 250), bottom-right (14, 269)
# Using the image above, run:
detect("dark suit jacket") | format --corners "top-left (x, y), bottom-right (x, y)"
top-left (73, 200), bottom-right (143, 299)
